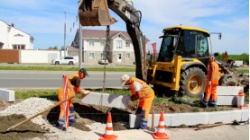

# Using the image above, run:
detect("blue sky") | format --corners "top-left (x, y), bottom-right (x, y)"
top-left (0, 0), bottom-right (249, 54)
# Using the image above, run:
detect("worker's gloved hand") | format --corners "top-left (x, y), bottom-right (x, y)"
top-left (81, 90), bottom-right (90, 98)
top-left (208, 81), bottom-right (211, 86)
top-left (127, 100), bottom-right (136, 110)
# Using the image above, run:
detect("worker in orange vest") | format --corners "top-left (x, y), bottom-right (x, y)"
top-left (57, 68), bottom-right (90, 130)
top-left (202, 55), bottom-right (220, 108)
top-left (121, 74), bottom-right (155, 129)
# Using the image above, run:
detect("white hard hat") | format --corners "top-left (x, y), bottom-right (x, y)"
top-left (121, 74), bottom-right (130, 85)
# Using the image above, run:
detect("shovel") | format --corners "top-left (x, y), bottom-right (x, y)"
top-left (6, 96), bottom-right (75, 131)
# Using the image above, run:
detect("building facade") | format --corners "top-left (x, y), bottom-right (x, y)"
top-left (72, 29), bottom-right (136, 65)
top-left (0, 20), bottom-right (34, 50)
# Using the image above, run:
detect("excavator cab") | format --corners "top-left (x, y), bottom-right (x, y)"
top-left (78, 0), bottom-right (117, 26)
top-left (148, 26), bottom-right (211, 97)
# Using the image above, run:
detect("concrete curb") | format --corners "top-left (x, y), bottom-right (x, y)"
top-left (0, 88), bottom-right (15, 101)
top-left (129, 108), bottom-right (249, 128)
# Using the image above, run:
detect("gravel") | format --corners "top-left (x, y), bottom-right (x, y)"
top-left (0, 97), bottom-right (55, 125)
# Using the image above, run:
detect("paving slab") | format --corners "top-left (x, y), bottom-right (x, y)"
top-left (81, 92), bottom-right (130, 109)
top-left (217, 86), bottom-right (244, 95)
top-left (217, 95), bottom-right (237, 105)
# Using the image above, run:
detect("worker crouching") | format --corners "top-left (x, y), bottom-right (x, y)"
top-left (201, 55), bottom-right (220, 108)
top-left (121, 74), bottom-right (155, 129)
top-left (57, 68), bottom-right (90, 130)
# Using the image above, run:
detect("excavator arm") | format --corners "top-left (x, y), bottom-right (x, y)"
top-left (78, 0), bottom-right (147, 81)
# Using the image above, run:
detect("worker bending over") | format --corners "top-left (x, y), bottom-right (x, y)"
top-left (57, 68), bottom-right (90, 130)
top-left (121, 74), bottom-right (155, 129)
top-left (202, 55), bottom-right (220, 108)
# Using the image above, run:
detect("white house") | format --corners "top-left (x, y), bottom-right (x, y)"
top-left (0, 19), bottom-right (34, 50)
top-left (72, 29), bottom-right (148, 65)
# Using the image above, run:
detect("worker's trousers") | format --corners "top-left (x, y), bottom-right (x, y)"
top-left (203, 84), bottom-right (218, 107)
top-left (57, 87), bottom-right (76, 128)
top-left (136, 91), bottom-right (154, 129)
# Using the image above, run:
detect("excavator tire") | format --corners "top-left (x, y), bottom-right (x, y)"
top-left (219, 74), bottom-right (238, 86)
top-left (180, 67), bottom-right (206, 97)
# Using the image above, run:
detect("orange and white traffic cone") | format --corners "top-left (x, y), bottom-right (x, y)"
top-left (152, 111), bottom-right (169, 140)
top-left (99, 112), bottom-right (118, 140)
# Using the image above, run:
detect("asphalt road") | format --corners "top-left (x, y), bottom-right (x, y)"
top-left (0, 70), bottom-right (135, 89)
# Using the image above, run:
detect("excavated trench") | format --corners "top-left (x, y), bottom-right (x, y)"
top-left (45, 98), bottom-right (131, 131)
top-left (0, 95), bottom-right (237, 140)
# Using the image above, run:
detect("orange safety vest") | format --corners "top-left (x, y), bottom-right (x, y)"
top-left (65, 72), bottom-right (80, 94)
top-left (206, 61), bottom-right (220, 85)
top-left (130, 78), bottom-right (153, 100)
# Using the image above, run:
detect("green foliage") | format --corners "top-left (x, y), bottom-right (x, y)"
top-left (54, 46), bottom-right (58, 50)
top-left (169, 96), bottom-right (199, 105)
top-left (218, 52), bottom-right (249, 65)
top-left (228, 53), bottom-right (249, 65)
top-left (192, 107), bottom-right (199, 112)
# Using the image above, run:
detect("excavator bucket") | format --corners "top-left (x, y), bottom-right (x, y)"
top-left (78, 0), bottom-right (117, 26)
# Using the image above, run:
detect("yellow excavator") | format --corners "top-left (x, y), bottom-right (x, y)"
top-left (78, 0), bottom-right (248, 97)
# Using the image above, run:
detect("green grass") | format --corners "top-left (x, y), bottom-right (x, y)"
top-left (15, 89), bottom-right (58, 100)
top-left (0, 65), bottom-right (247, 74)
top-left (14, 89), bottom-right (249, 113)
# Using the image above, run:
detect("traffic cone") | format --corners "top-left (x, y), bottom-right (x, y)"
top-left (99, 112), bottom-right (118, 140)
top-left (152, 112), bottom-right (169, 140)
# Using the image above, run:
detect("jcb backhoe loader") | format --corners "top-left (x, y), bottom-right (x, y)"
top-left (147, 26), bottom-right (248, 96)
top-left (78, 0), bottom-right (248, 97)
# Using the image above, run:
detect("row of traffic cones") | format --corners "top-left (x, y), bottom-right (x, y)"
top-left (99, 111), bottom-right (169, 140)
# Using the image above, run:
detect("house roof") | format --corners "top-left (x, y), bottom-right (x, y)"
top-left (80, 29), bottom-right (131, 40)
top-left (0, 19), bottom-right (34, 40)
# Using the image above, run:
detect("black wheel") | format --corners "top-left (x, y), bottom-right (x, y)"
top-left (55, 61), bottom-right (59, 65)
top-left (180, 67), bottom-right (206, 97)
top-left (220, 75), bottom-right (237, 86)
top-left (69, 61), bottom-right (73, 65)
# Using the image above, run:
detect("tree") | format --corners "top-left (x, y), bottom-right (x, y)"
top-left (54, 46), bottom-right (58, 50)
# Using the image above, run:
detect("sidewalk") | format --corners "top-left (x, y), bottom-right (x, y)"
top-left (45, 124), bottom-right (249, 140)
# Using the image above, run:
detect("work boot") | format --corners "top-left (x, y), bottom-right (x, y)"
top-left (209, 100), bottom-right (217, 108)
top-left (201, 99), bottom-right (208, 108)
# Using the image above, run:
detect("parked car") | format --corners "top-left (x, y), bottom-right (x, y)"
top-left (98, 59), bottom-right (109, 65)
top-left (52, 56), bottom-right (77, 65)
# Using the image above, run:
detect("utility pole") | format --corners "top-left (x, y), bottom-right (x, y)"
top-left (79, 22), bottom-right (82, 68)
top-left (64, 11), bottom-right (66, 57)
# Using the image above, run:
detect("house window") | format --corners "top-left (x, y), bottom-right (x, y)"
top-left (126, 53), bottom-right (130, 58)
top-left (101, 41), bottom-right (105, 47)
top-left (89, 53), bottom-right (94, 59)
top-left (116, 40), bottom-right (122, 49)
top-left (89, 40), bottom-right (95, 46)
top-left (101, 53), bottom-right (104, 59)
top-left (0, 42), bottom-right (3, 49)
top-left (14, 33), bottom-right (24, 37)
top-left (13, 45), bottom-right (25, 49)
top-left (126, 41), bottom-right (130, 47)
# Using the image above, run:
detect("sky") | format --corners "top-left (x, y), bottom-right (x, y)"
top-left (0, 0), bottom-right (249, 54)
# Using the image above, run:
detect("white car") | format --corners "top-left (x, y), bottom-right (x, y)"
top-left (98, 59), bottom-right (109, 65)
top-left (52, 56), bottom-right (77, 65)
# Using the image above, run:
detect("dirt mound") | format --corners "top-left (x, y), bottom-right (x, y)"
top-left (0, 115), bottom-right (47, 140)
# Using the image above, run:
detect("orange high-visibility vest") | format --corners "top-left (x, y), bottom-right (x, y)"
top-left (206, 61), bottom-right (220, 85)
top-left (130, 78), bottom-right (153, 100)
top-left (65, 72), bottom-right (79, 94)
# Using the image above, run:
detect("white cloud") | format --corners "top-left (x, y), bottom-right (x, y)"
top-left (0, 0), bottom-right (248, 54)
